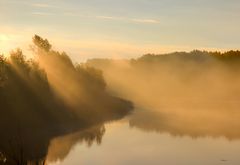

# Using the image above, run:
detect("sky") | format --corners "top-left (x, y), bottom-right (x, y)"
top-left (0, 0), bottom-right (240, 61)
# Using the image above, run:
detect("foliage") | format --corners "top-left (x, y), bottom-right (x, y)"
top-left (0, 35), bottom-right (133, 164)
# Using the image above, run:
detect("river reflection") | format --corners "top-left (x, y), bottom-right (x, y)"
top-left (130, 103), bottom-right (240, 140)
top-left (47, 125), bottom-right (105, 163)
top-left (47, 104), bottom-right (240, 165)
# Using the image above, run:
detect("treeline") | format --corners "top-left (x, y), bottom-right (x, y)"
top-left (86, 50), bottom-right (240, 90)
top-left (88, 50), bottom-right (240, 68)
top-left (0, 35), bottom-right (133, 165)
top-left (132, 50), bottom-right (240, 66)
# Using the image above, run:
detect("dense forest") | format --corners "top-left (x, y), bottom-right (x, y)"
top-left (0, 35), bottom-right (133, 165)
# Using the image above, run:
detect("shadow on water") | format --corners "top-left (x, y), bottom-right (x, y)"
top-left (46, 125), bottom-right (106, 163)
top-left (0, 123), bottom-right (110, 165)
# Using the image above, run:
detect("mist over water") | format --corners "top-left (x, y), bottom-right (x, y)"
top-left (1, 35), bottom-right (240, 165)
top-left (2, 0), bottom-right (240, 163)
top-left (87, 51), bottom-right (240, 139)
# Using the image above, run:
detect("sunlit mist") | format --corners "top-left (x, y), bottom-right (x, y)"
top-left (1, 0), bottom-right (240, 165)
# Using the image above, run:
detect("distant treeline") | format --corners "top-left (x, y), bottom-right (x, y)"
top-left (88, 50), bottom-right (240, 67)
top-left (134, 50), bottom-right (240, 65)
top-left (0, 35), bottom-right (133, 165)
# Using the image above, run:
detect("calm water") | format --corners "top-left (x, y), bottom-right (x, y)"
top-left (46, 105), bottom-right (240, 165)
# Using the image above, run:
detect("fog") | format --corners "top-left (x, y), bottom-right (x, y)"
top-left (87, 51), bottom-right (240, 139)
top-left (2, 35), bottom-right (240, 164)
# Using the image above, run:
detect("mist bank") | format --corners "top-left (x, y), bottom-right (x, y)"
top-left (0, 35), bottom-right (133, 165)
top-left (86, 50), bottom-right (240, 139)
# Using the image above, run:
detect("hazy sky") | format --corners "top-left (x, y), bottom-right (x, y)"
top-left (0, 0), bottom-right (240, 61)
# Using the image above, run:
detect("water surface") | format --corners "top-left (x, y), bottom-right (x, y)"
top-left (47, 107), bottom-right (240, 165)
